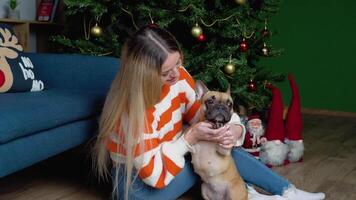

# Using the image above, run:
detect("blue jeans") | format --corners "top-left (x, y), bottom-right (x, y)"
top-left (112, 147), bottom-right (290, 200)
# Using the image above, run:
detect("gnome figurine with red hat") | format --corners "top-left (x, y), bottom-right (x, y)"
top-left (243, 114), bottom-right (267, 159)
top-left (260, 85), bottom-right (288, 166)
top-left (285, 74), bottom-right (304, 163)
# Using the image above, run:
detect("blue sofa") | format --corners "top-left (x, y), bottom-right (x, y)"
top-left (0, 53), bottom-right (120, 177)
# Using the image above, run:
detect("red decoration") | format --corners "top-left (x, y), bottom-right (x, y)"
top-left (264, 86), bottom-right (285, 141)
top-left (285, 74), bottom-right (303, 141)
top-left (284, 74), bottom-right (304, 163)
top-left (247, 79), bottom-right (257, 91)
top-left (197, 34), bottom-right (206, 42)
top-left (264, 81), bottom-right (273, 89)
top-left (37, 0), bottom-right (58, 22)
top-left (262, 28), bottom-right (269, 37)
top-left (0, 70), bottom-right (5, 87)
top-left (243, 114), bottom-right (265, 159)
top-left (240, 39), bottom-right (248, 52)
top-left (148, 22), bottom-right (158, 28)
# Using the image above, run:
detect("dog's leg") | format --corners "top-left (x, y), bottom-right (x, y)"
top-left (227, 178), bottom-right (248, 200)
top-left (201, 183), bottom-right (213, 200)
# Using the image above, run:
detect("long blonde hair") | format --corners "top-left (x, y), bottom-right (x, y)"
top-left (92, 25), bottom-right (182, 199)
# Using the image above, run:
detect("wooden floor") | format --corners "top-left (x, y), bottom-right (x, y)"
top-left (1, 113), bottom-right (356, 200)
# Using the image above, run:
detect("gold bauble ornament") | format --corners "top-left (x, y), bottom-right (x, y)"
top-left (191, 24), bottom-right (203, 38)
top-left (224, 63), bottom-right (236, 74)
top-left (235, 0), bottom-right (246, 5)
top-left (262, 43), bottom-right (269, 56)
top-left (91, 23), bottom-right (103, 37)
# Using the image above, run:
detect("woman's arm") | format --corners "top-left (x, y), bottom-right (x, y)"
top-left (218, 113), bottom-right (246, 149)
top-left (133, 132), bottom-right (190, 188)
top-left (132, 67), bottom-right (198, 189)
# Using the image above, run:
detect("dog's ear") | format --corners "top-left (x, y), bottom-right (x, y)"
top-left (195, 80), bottom-right (209, 100)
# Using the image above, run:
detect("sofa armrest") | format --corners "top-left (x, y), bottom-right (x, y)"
top-left (27, 53), bottom-right (120, 93)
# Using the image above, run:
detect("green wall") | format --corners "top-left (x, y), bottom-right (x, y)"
top-left (263, 1), bottom-right (356, 112)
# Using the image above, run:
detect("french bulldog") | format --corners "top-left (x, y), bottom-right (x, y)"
top-left (190, 81), bottom-right (247, 200)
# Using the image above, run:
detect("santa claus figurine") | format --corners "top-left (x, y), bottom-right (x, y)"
top-left (242, 114), bottom-right (267, 160)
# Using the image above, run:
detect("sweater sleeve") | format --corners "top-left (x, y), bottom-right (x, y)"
top-left (228, 112), bottom-right (246, 147)
top-left (133, 132), bottom-right (190, 188)
top-left (179, 67), bottom-right (201, 125)
top-left (133, 68), bottom-right (197, 189)
top-left (106, 115), bottom-right (189, 189)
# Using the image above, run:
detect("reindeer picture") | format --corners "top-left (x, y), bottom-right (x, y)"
top-left (0, 27), bottom-right (24, 92)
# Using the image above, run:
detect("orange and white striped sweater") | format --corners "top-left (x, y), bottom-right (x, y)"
top-left (107, 67), bottom-right (245, 188)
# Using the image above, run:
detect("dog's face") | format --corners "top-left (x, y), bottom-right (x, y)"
top-left (196, 81), bottom-right (234, 129)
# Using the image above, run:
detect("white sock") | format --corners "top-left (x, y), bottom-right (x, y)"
top-left (282, 185), bottom-right (325, 200)
top-left (247, 185), bottom-right (287, 200)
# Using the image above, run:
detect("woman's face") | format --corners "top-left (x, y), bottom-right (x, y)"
top-left (161, 51), bottom-right (182, 85)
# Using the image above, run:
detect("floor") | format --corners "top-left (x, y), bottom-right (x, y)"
top-left (1, 113), bottom-right (356, 200)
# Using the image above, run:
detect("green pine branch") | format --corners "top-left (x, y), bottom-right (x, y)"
top-left (52, 0), bottom-right (285, 114)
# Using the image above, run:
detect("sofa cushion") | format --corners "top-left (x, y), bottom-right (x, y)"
top-left (0, 24), bottom-right (45, 93)
top-left (0, 88), bottom-right (104, 144)
top-left (0, 118), bottom-right (98, 177)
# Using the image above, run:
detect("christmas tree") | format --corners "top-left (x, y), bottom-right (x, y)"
top-left (52, 0), bottom-right (285, 114)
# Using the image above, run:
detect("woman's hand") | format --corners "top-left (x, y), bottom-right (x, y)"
top-left (184, 122), bottom-right (228, 145)
top-left (217, 124), bottom-right (243, 149)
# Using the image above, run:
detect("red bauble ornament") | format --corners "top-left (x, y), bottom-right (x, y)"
top-left (197, 34), bottom-right (206, 42)
top-left (148, 22), bottom-right (158, 28)
top-left (262, 28), bottom-right (269, 37)
top-left (240, 39), bottom-right (248, 52)
top-left (264, 81), bottom-right (273, 89)
top-left (0, 69), bottom-right (5, 87)
top-left (247, 79), bottom-right (257, 91)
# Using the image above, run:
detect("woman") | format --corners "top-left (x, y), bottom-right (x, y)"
top-left (93, 25), bottom-right (325, 200)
